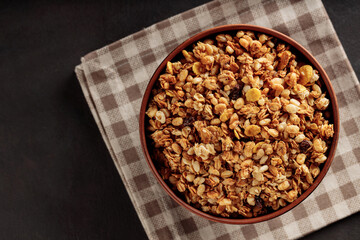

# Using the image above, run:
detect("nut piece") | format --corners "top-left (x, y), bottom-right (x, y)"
top-left (278, 180), bottom-right (290, 191)
top-left (244, 125), bottom-right (261, 137)
top-left (296, 153), bottom-right (306, 165)
top-left (155, 111), bottom-right (166, 124)
top-left (295, 134), bottom-right (305, 143)
top-left (286, 125), bottom-right (299, 134)
top-left (234, 98), bottom-right (245, 110)
top-left (246, 88), bottom-right (261, 102)
top-left (249, 186), bottom-right (262, 196)
top-left (285, 104), bottom-right (299, 114)
top-left (192, 62), bottom-right (204, 75)
top-left (299, 65), bottom-right (313, 85)
top-left (166, 61), bottom-right (173, 74)
top-left (277, 51), bottom-right (291, 70)
top-left (247, 195), bottom-right (256, 206)
top-left (172, 117), bottom-right (183, 126)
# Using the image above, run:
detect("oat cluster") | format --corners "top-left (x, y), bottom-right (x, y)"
top-left (145, 30), bottom-right (334, 218)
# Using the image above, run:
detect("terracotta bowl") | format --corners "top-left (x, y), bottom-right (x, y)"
top-left (139, 24), bottom-right (339, 224)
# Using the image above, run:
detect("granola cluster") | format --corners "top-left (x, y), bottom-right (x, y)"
top-left (145, 30), bottom-right (334, 218)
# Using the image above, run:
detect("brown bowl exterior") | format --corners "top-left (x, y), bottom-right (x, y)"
top-left (139, 24), bottom-right (339, 224)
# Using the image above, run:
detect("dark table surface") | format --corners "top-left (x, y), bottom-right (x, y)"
top-left (0, 0), bottom-right (359, 239)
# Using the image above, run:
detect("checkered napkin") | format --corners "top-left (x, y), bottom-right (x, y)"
top-left (75, 0), bottom-right (360, 239)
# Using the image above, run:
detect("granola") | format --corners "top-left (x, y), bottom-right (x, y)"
top-left (145, 30), bottom-right (334, 218)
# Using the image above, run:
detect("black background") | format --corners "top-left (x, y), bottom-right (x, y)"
top-left (0, 0), bottom-right (359, 239)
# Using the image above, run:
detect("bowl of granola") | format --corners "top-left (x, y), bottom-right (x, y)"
top-left (139, 24), bottom-right (339, 224)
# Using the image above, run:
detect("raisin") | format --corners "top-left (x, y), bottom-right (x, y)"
top-left (228, 83), bottom-right (244, 100)
top-left (299, 140), bottom-right (311, 153)
top-left (255, 196), bottom-right (263, 208)
top-left (183, 116), bottom-right (195, 126)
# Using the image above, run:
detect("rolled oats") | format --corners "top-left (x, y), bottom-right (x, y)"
top-left (146, 30), bottom-right (334, 218)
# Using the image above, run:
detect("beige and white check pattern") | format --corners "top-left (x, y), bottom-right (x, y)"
top-left (75, 0), bottom-right (360, 239)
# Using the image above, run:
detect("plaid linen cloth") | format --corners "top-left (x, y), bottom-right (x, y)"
top-left (75, 0), bottom-right (360, 239)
